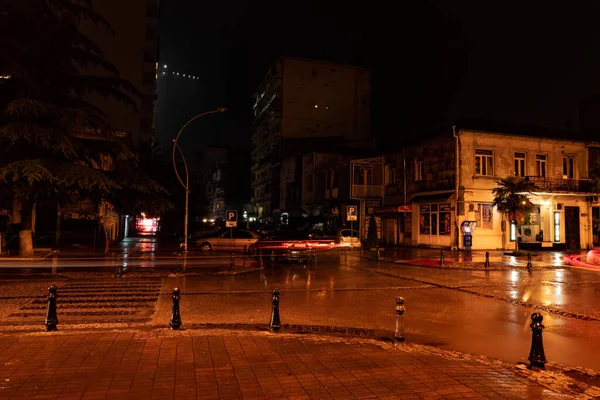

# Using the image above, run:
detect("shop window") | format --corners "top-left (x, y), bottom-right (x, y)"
top-left (419, 203), bottom-right (451, 235)
top-left (474, 203), bottom-right (493, 229)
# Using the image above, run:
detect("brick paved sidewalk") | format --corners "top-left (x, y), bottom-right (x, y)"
top-left (0, 330), bottom-right (570, 400)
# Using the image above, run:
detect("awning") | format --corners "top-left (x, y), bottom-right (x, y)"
top-left (409, 192), bottom-right (454, 203)
top-left (375, 204), bottom-right (412, 214)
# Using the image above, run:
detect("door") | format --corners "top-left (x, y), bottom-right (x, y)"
top-left (565, 206), bottom-right (580, 250)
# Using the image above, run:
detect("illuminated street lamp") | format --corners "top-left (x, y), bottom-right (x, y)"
top-left (172, 108), bottom-right (226, 252)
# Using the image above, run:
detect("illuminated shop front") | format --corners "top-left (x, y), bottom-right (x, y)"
top-left (417, 203), bottom-right (452, 246)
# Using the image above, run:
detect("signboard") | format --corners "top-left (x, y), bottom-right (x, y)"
top-left (366, 198), bottom-right (382, 214)
top-left (226, 210), bottom-right (237, 228)
top-left (346, 205), bottom-right (358, 221)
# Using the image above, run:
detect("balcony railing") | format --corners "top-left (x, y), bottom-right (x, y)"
top-left (351, 185), bottom-right (384, 198)
top-left (525, 176), bottom-right (598, 193)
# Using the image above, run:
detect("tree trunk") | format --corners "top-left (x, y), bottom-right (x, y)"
top-left (19, 202), bottom-right (34, 257)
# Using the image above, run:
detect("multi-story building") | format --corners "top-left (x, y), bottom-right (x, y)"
top-left (251, 56), bottom-right (371, 220)
top-left (204, 146), bottom-right (251, 222)
top-left (80, 0), bottom-right (159, 144)
top-left (379, 119), bottom-right (600, 250)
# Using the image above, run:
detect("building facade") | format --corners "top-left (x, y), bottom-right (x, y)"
top-left (80, 0), bottom-right (159, 144)
top-left (379, 120), bottom-right (600, 250)
top-left (251, 56), bottom-right (371, 220)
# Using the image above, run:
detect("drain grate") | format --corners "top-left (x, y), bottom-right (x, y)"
top-left (6, 279), bottom-right (162, 324)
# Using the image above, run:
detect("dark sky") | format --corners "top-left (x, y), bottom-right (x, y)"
top-left (158, 0), bottom-right (600, 152)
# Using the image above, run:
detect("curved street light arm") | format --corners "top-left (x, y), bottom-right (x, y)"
top-left (172, 140), bottom-right (189, 192)
top-left (171, 108), bottom-right (226, 190)
top-left (171, 107), bottom-right (226, 253)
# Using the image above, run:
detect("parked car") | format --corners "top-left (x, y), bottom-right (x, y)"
top-left (193, 229), bottom-right (261, 252)
top-left (335, 229), bottom-right (361, 248)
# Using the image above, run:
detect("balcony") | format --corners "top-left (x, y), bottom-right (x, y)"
top-left (525, 177), bottom-right (598, 193)
top-left (351, 185), bottom-right (384, 198)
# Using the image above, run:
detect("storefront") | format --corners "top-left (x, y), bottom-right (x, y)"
top-left (417, 203), bottom-right (452, 246)
top-left (375, 205), bottom-right (412, 246)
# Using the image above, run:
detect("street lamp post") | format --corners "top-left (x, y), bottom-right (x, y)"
top-left (172, 108), bottom-right (226, 252)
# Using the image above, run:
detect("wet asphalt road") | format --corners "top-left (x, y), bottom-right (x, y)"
top-left (161, 253), bottom-right (600, 371)
top-left (2, 249), bottom-right (600, 372)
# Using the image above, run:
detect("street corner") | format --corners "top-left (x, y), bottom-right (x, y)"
top-left (397, 341), bottom-right (600, 399)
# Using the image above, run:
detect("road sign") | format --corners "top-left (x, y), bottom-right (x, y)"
top-left (346, 205), bottom-right (358, 221)
top-left (226, 210), bottom-right (237, 228)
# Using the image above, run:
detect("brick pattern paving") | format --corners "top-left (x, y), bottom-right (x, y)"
top-left (0, 332), bottom-right (562, 400)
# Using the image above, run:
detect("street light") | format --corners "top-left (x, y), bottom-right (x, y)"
top-left (172, 107), bottom-right (226, 252)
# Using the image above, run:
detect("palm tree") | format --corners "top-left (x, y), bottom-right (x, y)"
top-left (0, 0), bottom-right (144, 256)
top-left (492, 176), bottom-right (536, 251)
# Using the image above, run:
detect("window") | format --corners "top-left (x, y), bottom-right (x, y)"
top-left (514, 152), bottom-right (526, 177)
top-left (535, 154), bottom-right (547, 178)
top-left (415, 160), bottom-right (423, 181)
top-left (386, 165), bottom-right (396, 184)
top-left (330, 170), bottom-right (338, 189)
top-left (474, 203), bottom-right (493, 229)
top-left (563, 156), bottom-right (575, 179)
top-left (232, 231), bottom-right (253, 239)
top-left (419, 204), bottom-right (451, 235)
top-left (475, 149), bottom-right (494, 176)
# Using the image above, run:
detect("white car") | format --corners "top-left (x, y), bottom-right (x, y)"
top-left (194, 229), bottom-right (261, 252)
top-left (336, 229), bottom-right (361, 248)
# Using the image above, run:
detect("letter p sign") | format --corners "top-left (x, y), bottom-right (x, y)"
top-left (226, 210), bottom-right (237, 228)
top-left (346, 205), bottom-right (358, 221)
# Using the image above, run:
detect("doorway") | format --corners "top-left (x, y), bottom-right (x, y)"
top-left (564, 206), bottom-right (580, 250)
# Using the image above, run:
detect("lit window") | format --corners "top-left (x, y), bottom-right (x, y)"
top-left (475, 149), bottom-right (494, 176)
top-left (415, 160), bottom-right (423, 181)
top-left (563, 156), bottom-right (575, 179)
top-left (536, 154), bottom-right (547, 178)
top-left (514, 152), bottom-right (526, 177)
top-left (554, 212), bottom-right (561, 242)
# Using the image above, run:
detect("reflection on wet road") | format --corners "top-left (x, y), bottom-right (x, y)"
top-left (3, 247), bottom-right (600, 372)
top-left (165, 253), bottom-right (600, 371)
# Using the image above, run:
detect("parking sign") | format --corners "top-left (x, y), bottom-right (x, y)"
top-left (346, 205), bottom-right (358, 221)
top-left (226, 210), bottom-right (237, 228)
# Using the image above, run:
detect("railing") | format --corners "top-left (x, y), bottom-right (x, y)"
top-left (351, 185), bottom-right (384, 198)
top-left (525, 177), bottom-right (598, 193)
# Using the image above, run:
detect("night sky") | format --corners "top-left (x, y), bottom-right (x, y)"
top-left (158, 0), bottom-right (600, 153)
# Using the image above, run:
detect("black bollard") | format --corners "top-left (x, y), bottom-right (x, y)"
top-left (45, 284), bottom-right (58, 332)
top-left (527, 252), bottom-right (532, 269)
top-left (229, 252), bottom-right (235, 272)
top-left (484, 251), bottom-right (490, 268)
top-left (440, 250), bottom-right (445, 267)
top-left (170, 287), bottom-right (182, 330)
top-left (259, 249), bottom-right (263, 268)
top-left (527, 313), bottom-right (547, 370)
top-left (376, 247), bottom-right (380, 261)
top-left (269, 288), bottom-right (281, 332)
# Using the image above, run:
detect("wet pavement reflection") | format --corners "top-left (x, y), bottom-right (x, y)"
top-left (157, 253), bottom-right (600, 371)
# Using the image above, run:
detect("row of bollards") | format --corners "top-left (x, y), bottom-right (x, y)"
top-left (43, 283), bottom-right (547, 370)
